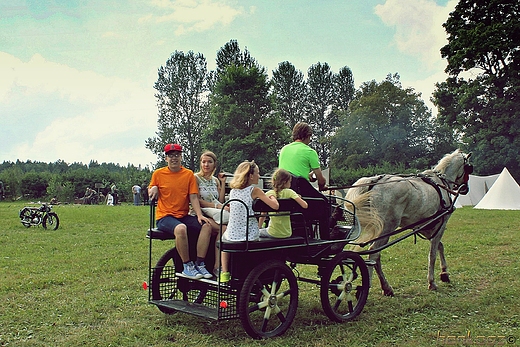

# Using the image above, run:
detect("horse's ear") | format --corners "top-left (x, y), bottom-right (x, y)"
top-left (467, 152), bottom-right (472, 158)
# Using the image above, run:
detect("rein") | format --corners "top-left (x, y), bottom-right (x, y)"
top-left (329, 175), bottom-right (417, 191)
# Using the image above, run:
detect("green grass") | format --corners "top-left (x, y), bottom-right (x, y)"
top-left (1, 202), bottom-right (519, 346)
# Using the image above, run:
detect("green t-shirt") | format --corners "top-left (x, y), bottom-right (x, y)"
top-left (278, 141), bottom-right (320, 180)
top-left (265, 188), bottom-right (300, 238)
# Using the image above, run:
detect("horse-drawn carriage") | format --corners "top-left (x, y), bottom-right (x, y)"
top-left (144, 150), bottom-right (473, 339)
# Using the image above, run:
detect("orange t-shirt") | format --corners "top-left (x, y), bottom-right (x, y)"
top-left (149, 166), bottom-right (199, 220)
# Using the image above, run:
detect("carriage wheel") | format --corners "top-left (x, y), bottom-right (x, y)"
top-left (320, 251), bottom-right (369, 322)
top-left (20, 208), bottom-right (32, 228)
top-left (238, 260), bottom-right (298, 339)
top-left (43, 213), bottom-right (60, 230)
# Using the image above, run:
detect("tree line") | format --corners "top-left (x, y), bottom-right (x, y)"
top-left (0, 160), bottom-right (150, 203)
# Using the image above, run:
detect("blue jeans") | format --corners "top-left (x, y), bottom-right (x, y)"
top-left (156, 215), bottom-right (203, 238)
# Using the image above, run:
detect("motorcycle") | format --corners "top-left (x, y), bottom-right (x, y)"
top-left (19, 203), bottom-right (60, 230)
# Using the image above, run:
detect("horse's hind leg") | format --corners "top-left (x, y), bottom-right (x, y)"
top-left (369, 238), bottom-right (394, 296)
top-left (438, 241), bottom-right (450, 283)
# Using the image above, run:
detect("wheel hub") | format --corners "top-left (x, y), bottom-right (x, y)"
top-left (268, 295), bottom-right (277, 308)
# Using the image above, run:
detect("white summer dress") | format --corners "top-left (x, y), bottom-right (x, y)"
top-left (223, 185), bottom-right (259, 241)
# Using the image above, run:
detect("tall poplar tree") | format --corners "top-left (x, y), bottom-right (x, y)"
top-left (146, 50), bottom-right (209, 170)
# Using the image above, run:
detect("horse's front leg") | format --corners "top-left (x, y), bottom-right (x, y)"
top-left (438, 241), bottom-right (450, 283)
top-left (428, 238), bottom-right (440, 290)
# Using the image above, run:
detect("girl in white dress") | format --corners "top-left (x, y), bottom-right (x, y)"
top-left (220, 161), bottom-right (279, 282)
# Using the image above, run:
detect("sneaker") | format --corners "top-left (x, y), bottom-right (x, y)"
top-left (220, 271), bottom-right (231, 283)
top-left (182, 261), bottom-right (203, 279)
top-left (195, 262), bottom-right (213, 279)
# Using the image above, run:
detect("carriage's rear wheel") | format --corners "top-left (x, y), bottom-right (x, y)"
top-left (150, 248), bottom-right (178, 314)
top-left (320, 251), bottom-right (369, 322)
top-left (238, 260), bottom-right (298, 339)
top-left (150, 247), bottom-right (207, 314)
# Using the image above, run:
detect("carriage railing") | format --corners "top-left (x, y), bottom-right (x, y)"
top-left (217, 198), bottom-right (312, 253)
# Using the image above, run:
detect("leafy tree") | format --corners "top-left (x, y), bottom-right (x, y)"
top-left (331, 74), bottom-right (436, 174)
top-left (203, 64), bottom-right (287, 174)
top-left (433, 0), bottom-right (520, 179)
top-left (333, 66), bottom-right (355, 112)
top-left (271, 61), bottom-right (307, 129)
top-left (146, 50), bottom-right (210, 170)
top-left (215, 39), bottom-right (258, 75)
top-left (306, 62), bottom-right (340, 167)
top-left (21, 172), bottom-right (50, 199)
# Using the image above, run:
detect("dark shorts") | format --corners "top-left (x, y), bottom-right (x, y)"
top-left (156, 215), bottom-right (203, 238)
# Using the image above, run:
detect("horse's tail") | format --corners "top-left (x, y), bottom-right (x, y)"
top-left (345, 188), bottom-right (384, 245)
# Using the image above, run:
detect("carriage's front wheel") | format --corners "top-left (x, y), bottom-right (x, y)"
top-left (238, 260), bottom-right (298, 339)
top-left (320, 251), bottom-right (369, 322)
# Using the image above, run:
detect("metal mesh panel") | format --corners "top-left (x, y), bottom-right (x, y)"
top-left (149, 266), bottom-right (239, 320)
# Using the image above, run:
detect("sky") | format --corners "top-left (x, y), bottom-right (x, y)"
top-left (0, 0), bottom-right (458, 169)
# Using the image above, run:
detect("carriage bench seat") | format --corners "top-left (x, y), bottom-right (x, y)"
top-left (147, 228), bottom-right (175, 240)
top-left (218, 235), bottom-right (306, 252)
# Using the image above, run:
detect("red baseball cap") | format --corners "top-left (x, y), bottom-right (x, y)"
top-left (164, 143), bottom-right (182, 153)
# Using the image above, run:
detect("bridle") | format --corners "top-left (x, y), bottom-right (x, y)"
top-left (439, 152), bottom-right (473, 195)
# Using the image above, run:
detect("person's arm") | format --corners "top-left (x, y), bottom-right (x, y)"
top-left (252, 187), bottom-right (279, 210)
top-left (189, 193), bottom-right (211, 224)
top-left (310, 168), bottom-right (328, 191)
top-left (294, 196), bottom-right (308, 209)
top-left (217, 173), bottom-right (226, 203)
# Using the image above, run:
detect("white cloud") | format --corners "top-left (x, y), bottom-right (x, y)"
top-left (0, 52), bottom-right (146, 104)
top-left (375, 0), bottom-right (458, 69)
top-left (141, 0), bottom-right (242, 35)
top-left (1, 51), bottom-right (158, 167)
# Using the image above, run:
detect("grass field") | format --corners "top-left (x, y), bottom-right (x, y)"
top-left (1, 202), bottom-right (519, 346)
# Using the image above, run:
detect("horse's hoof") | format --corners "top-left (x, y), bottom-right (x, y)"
top-left (428, 283), bottom-right (438, 291)
top-left (382, 288), bottom-right (394, 296)
top-left (440, 272), bottom-right (450, 283)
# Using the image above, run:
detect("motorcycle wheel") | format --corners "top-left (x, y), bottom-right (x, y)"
top-left (43, 213), bottom-right (60, 230)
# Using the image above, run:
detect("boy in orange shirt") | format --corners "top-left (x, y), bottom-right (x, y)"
top-left (149, 144), bottom-right (213, 279)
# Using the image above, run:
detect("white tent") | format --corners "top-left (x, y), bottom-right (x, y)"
top-left (455, 173), bottom-right (499, 207)
top-left (474, 167), bottom-right (520, 210)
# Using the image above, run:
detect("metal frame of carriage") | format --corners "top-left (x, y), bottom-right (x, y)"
top-left (144, 187), bottom-right (461, 339)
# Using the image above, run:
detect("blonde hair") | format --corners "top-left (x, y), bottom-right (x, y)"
top-left (229, 161), bottom-right (257, 189)
top-left (271, 168), bottom-right (292, 197)
top-left (195, 151), bottom-right (217, 177)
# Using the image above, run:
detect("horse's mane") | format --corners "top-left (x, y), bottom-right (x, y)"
top-left (426, 149), bottom-right (461, 175)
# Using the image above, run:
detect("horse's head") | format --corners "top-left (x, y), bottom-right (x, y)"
top-left (434, 149), bottom-right (472, 192)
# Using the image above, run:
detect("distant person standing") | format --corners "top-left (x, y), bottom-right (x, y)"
top-left (111, 184), bottom-right (118, 205)
top-left (141, 182), bottom-right (149, 205)
top-left (132, 184), bottom-right (141, 205)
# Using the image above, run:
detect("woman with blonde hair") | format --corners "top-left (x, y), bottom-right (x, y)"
top-left (219, 161), bottom-right (279, 282)
top-left (195, 150), bottom-right (228, 276)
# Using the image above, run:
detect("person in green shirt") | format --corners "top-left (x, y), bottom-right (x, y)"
top-left (278, 122), bottom-right (330, 239)
top-left (278, 122), bottom-right (328, 192)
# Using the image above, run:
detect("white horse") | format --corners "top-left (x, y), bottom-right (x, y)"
top-left (344, 149), bottom-right (472, 296)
